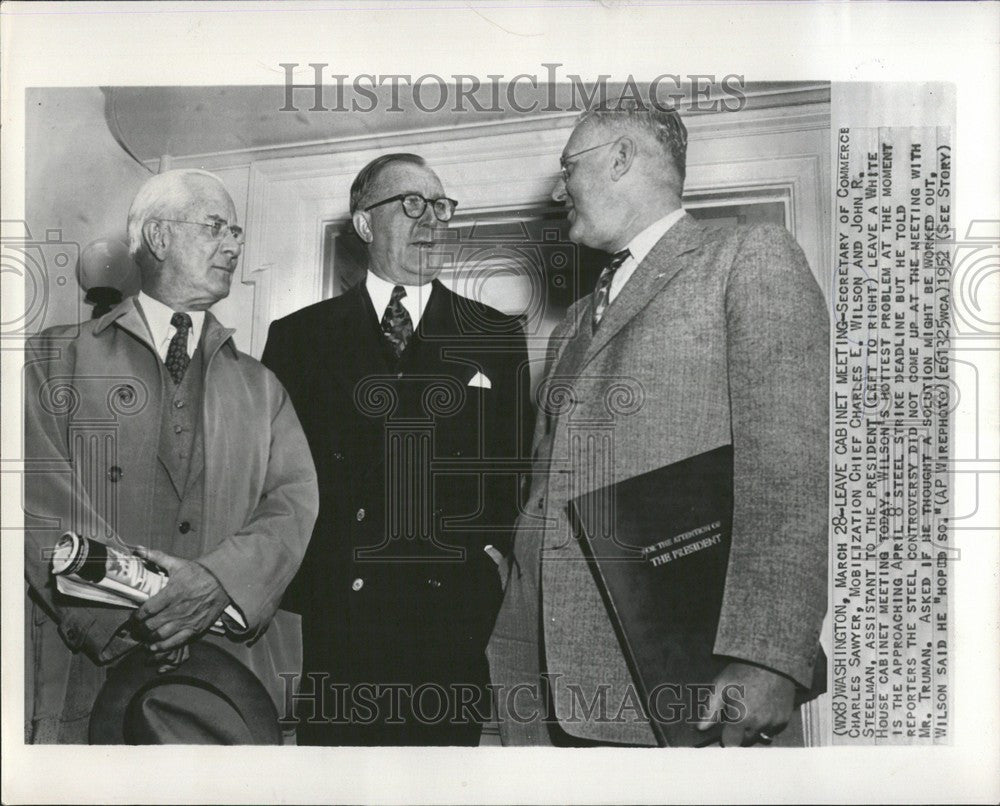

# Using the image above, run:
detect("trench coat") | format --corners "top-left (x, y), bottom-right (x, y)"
top-left (24, 296), bottom-right (318, 743)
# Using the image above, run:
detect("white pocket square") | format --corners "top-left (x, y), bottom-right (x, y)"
top-left (467, 371), bottom-right (492, 389)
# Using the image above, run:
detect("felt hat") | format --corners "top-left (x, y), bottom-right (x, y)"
top-left (89, 642), bottom-right (281, 745)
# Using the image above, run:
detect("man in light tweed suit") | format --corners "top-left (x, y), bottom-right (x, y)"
top-left (486, 103), bottom-right (829, 747)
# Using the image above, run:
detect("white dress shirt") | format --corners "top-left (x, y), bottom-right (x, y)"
top-left (608, 207), bottom-right (687, 304)
top-left (136, 291), bottom-right (205, 362)
top-left (366, 271), bottom-right (432, 328)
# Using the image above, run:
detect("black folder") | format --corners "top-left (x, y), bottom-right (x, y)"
top-left (567, 444), bottom-right (826, 747)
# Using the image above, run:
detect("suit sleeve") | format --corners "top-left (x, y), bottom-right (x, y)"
top-left (713, 224), bottom-right (829, 688)
top-left (196, 369), bottom-right (318, 635)
top-left (23, 333), bottom-right (139, 664)
top-left (485, 319), bottom-right (533, 556)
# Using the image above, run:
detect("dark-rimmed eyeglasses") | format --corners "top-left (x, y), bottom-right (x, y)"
top-left (364, 193), bottom-right (459, 222)
top-left (159, 217), bottom-right (244, 244)
top-left (559, 139), bottom-right (621, 183)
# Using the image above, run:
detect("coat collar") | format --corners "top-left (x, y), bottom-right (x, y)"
top-left (93, 295), bottom-right (239, 361)
top-left (581, 212), bottom-right (706, 365)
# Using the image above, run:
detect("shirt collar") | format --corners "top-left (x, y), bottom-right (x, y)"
top-left (623, 207), bottom-right (687, 266)
top-left (365, 271), bottom-right (432, 327)
top-left (136, 290), bottom-right (206, 359)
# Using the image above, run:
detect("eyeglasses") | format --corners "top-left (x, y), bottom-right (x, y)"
top-left (363, 193), bottom-right (459, 222)
top-left (559, 138), bottom-right (621, 183)
top-left (159, 218), bottom-right (245, 244)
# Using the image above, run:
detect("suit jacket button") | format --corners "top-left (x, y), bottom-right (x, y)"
top-left (178, 521), bottom-right (191, 534)
top-left (426, 578), bottom-right (441, 588)
top-left (351, 578), bottom-right (364, 591)
top-left (356, 508), bottom-right (366, 521)
top-left (107, 466), bottom-right (123, 483)
top-left (333, 452), bottom-right (343, 460)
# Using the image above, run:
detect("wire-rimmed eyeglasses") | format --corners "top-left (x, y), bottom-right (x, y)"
top-left (159, 217), bottom-right (245, 244)
top-left (364, 193), bottom-right (459, 222)
top-left (559, 138), bottom-right (621, 183)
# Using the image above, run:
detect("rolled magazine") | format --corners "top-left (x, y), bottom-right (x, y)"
top-left (51, 532), bottom-right (246, 634)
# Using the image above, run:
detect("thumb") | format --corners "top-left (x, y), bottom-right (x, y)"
top-left (134, 545), bottom-right (181, 573)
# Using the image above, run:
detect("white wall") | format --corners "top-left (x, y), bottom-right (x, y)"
top-left (26, 88), bottom-right (149, 330)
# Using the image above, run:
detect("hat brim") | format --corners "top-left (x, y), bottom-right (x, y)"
top-left (89, 642), bottom-right (281, 745)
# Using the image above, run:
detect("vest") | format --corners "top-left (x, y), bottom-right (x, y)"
top-left (148, 342), bottom-right (206, 558)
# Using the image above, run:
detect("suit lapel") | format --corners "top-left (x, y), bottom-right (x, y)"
top-left (548, 302), bottom-right (593, 382)
top-left (400, 280), bottom-right (448, 375)
top-left (401, 281), bottom-right (478, 383)
top-left (581, 213), bottom-right (706, 368)
top-left (331, 282), bottom-right (393, 386)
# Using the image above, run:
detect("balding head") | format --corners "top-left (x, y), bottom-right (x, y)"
top-left (552, 103), bottom-right (688, 252)
top-left (577, 104), bottom-right (688, 188)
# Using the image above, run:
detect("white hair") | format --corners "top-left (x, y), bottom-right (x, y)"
top-left (126, 168), bottom-right (227, 261)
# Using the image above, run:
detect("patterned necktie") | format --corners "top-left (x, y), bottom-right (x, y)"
top-left (165, 312), bottom-right (192, 384)
top-left (380, 285), bottom-right (414, 361)
top-left (591, 248), bottom-right (632, 331)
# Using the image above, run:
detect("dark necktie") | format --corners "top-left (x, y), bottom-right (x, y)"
top-left (591, 248), bottom-right (632, 331)
top-left (165, 312), bottom-right (192, 384)
top-left (381, 285), bottom-right (414, 361)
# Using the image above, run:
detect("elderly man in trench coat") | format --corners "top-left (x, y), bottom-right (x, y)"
top-left (23, 168), bottom-right (318, 743)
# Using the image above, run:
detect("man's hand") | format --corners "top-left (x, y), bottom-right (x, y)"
top-left (132, 546), bottom-right (230, 652)
top-left (150, 645), bottom-right (190, 674)
top-left (696, 661), bottom-right (796, 747)
top-left (484, 544), bottom-right (510, 590)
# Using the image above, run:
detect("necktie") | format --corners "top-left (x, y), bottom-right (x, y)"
top-left (591, 248), bottom-right (631, 331)
top-left (165, 312), bottom-right (192, 384)
top-left (381, 285), bottom-right (414, 361)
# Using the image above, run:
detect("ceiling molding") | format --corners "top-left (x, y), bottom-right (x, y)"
top-left (141, 83), bottom-right (830, 172)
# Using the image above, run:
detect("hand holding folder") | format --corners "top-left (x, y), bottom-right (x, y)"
top-left (568, 444), bottom-right (825, 747)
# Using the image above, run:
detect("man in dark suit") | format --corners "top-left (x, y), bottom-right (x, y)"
top-left (487, 104), bottom-right (829, 747)
top-left (262, 153), bottom-right (530, 745)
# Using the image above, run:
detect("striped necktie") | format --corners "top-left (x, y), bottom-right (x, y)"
top-left (591, 248), bottom-right (631, 331)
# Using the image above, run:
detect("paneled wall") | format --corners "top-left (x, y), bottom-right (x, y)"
top-left (163, 99), bottom-right (831, 358)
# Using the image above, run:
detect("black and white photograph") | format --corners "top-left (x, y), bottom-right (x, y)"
top-left (1, 2), bottom-right (997, 804)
